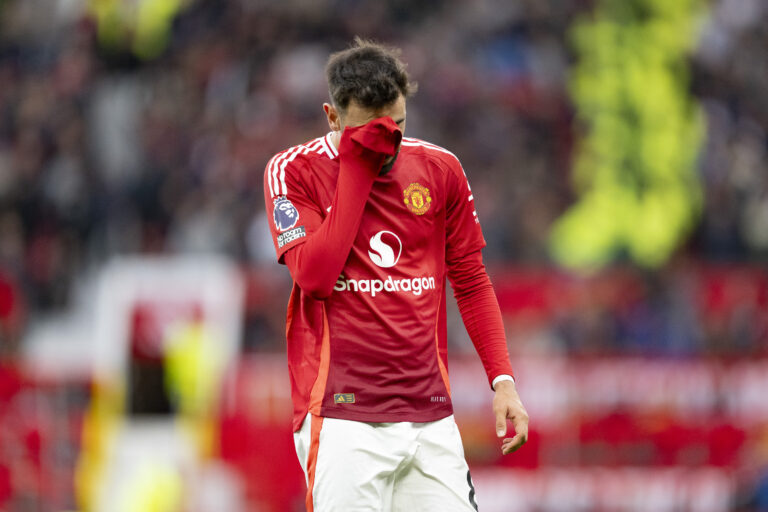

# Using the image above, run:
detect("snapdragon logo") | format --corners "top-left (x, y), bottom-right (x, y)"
top-left (334, 274), bottom-right (436, 297)
top-left (336, 229), bottom-right (436, 297)
top-left (368, 231), bottom-right (402, 268)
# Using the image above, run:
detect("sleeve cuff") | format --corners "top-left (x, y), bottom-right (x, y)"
top-left (492, 374), bottom-right (515, 390)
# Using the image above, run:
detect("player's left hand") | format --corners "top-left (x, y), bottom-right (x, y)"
top-left (492, 379), bottom-right (529, 455)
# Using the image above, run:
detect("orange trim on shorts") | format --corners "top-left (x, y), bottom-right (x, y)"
top-left (308, 306), bottom-right (331, 414)
top-left (435, 293), bottom-right (452, 396)
top-left (305, 415), bottom-right (324, 512)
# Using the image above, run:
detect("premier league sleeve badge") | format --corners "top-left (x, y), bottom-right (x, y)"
top-left (273, 196), bottom-right (300, 232)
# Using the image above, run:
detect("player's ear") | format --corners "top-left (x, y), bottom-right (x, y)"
top-left (323, 103), bottom-right (341, 132)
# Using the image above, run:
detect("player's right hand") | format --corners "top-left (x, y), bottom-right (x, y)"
top-left (340, 117), bottom-right (402, 160)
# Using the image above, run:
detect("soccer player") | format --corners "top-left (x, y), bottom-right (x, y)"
top-left (263, 38), bottom-right (529, 511)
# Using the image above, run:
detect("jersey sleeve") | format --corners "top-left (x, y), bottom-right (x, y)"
top-left (263, 152), bottom-right (323, 263)
top-left (444, 156), bottom-right (486, 264)
top-left (448, 250), bottom-right (515, 388)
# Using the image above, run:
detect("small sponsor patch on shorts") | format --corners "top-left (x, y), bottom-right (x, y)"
top-left (334, 393), bottom-right (355, 404)
top-left (277, 226), bottom-right (306, 248)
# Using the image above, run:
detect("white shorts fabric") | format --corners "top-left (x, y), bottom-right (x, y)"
top-left (294, 414), bottom-right (479, 512)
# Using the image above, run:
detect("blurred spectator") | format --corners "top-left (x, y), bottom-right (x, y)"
top-left (0, 269), bottom-right (24, 358)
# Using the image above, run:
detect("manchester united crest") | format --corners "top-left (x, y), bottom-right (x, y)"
top-left (403, 183), bottom-right (432, 215)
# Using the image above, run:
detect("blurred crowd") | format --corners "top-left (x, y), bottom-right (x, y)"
top-left (694, 0), bottom-right (768, 261)
top-left (0, 1), bottom-right (767, 510)
top-left (0, 0), bottom-right (766, 355)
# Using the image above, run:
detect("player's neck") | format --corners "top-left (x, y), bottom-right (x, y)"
top-left (330, 130), bottom-right (341, 153)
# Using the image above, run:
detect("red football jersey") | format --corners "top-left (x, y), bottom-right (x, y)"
top-left (265, 132), bottom-right (497, 431)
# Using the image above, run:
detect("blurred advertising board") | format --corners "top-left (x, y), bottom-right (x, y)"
top-left (220, 354), bottom-right (768, 511)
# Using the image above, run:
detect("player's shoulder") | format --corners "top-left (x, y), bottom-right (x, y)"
top-left (266, 133), bottom-right (336, 172)
top-left (400, 136), bottom-right (464, 173)
top-left (265, 133), bottom-right (336, 196)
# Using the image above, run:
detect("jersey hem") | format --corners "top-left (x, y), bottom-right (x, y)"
top-left (317, 404), bottom-right (454, 424)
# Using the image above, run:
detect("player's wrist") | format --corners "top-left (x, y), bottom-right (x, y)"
top-left (492, 374), bottom-right (515, 391)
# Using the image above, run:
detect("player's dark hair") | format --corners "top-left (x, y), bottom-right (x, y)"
top-left (325, 37), bottom-right (416, 112)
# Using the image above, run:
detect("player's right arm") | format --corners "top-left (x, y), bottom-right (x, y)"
top-left (263, 117), bottom-right (402, 299)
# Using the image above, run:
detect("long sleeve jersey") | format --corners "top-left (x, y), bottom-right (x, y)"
top-left (264, 119), bottom-right (514, 431)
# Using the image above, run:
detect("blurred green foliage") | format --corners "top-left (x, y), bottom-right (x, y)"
top-left (88, 0), bottom-right (185, 60)
top-left (550, 0), bottom-right (707, 269)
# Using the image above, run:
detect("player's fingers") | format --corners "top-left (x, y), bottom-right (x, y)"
top-left (513, 423), bottom-right (529, 447)
top-left (511, 410), bottom-right (529, 439)
top-left (495, 409), bottom-right (507, 438)
top-left (501, 433), bottom-right (527, 455)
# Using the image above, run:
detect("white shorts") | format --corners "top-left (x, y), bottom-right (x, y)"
top-left (294, 414), bottom-right (479, 512)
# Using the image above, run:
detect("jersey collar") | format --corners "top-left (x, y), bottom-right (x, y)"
top-left (324, 132), bottom-right (339, 160)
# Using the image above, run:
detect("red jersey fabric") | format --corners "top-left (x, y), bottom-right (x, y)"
top-left (264, 121), bottom-right (514, 431)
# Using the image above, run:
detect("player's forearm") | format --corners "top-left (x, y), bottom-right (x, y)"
top-left (285, 118), bottom-right (402, 299)
top-left (285, 157), bottom-right (378, 299)
top-left (457, 283), bottom-right (515, 387)
top-left (448, 251), bottom-right (515, 387)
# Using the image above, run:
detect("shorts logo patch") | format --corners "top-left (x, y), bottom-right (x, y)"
top-left (334, 393), bottom-right (355, 404)
top-left (273, 196), bottom-right (299, 232)
top-left (277, 226), bottom-right (306, 248)
top-left (403, 183), bottom-right (432, 215)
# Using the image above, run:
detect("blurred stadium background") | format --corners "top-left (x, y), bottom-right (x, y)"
top-left (0, 0), bottom-right (767, 510)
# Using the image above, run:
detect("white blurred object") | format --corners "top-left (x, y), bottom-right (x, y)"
top-left (92, 255), bottom-right (243, 384)
top-left (88, 256), bottom-right (243, 511)
top-left (100, 419), bottom-right (190, 512)
top-left (473, 467), bottom-right (733, 512)
top-left (188, 461), bottom-right (246, 512)
top-left (87, 77), bottom-right (144, 189)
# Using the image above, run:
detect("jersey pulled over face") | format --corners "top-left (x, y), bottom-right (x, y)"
top-left (264, 132), bottom-right (485, 431)
top-left (335, 95), bottom-right (407, 167)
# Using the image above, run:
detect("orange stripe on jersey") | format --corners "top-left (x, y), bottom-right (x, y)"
top-left (434, 293), bottom-right (451, 396)
top-left (308, 305), bottom-right (331, 414)
top-left (304, 415), bottom-right (324, 512)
